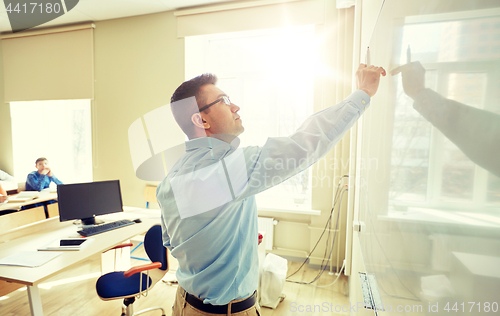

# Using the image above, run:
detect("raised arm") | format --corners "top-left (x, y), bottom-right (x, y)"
top-left (165, 64), bottom-right (386, 217)
top-left (50, 175), bottom-right (63, 185)
top-left (413, 89), bottom-right (500, 177)
top-left (237, 64), bottom-right (386, 198)
top-left (0, 184), bottom-right (7, 202)
top-left (392, 61), bottom-right (500, 177)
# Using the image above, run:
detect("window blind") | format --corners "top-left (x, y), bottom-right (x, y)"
top-left (175, 0), bottom-right (325, 38)
top-left (1, 23), bottom-right (94, 102)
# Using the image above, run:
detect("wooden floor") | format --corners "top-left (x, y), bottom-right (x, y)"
top-left (0, 244), bottom-right (350, 316)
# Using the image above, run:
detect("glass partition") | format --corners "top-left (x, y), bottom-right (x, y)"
top-left (356, 0), bottom-right (500, 314)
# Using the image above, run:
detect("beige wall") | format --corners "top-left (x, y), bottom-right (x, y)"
top-left (0, 45), bottom-right (13, 175)
top-left (92, 12), bottom-right (184, 207)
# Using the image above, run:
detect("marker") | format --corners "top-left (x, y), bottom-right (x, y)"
top-left (366, 47), bottom-right (371, 66)
top-left (407, 45), bottom-right (411, 63)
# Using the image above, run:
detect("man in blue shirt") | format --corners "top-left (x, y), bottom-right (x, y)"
top-left (157, 63), bottom-right (386, 315)
top-left (25, 157), bottom-right (63, 191)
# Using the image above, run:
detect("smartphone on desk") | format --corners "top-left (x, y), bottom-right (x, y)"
top-left (38, 238), bottom-right (89, 251)
top-left (60, 239), bottom-right (86, 247)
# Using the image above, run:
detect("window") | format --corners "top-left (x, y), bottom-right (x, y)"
top-left (390, 16), bottom-right (500, 209)
top-left (10, 99), bottom-right (92, 185)
top-left (186, 25), bottom-right (318, 211)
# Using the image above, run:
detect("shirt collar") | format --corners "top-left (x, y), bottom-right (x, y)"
top-left (185, 136), bottom-right (239, 152)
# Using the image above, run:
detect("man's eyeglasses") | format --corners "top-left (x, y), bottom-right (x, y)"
top-left (199, 96), bottom-right (231, 112)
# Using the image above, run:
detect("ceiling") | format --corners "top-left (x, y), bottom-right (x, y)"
top-left (0, 0), bottom-right (239, 33)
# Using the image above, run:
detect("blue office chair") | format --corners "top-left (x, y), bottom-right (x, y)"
top-left (96, 224), bottom-right (168, 316)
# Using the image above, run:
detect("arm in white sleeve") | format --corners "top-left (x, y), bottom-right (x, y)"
top-left (413, 89), bottom-right (500, 177)
top-left (0, 170), bottom-right (15, 182)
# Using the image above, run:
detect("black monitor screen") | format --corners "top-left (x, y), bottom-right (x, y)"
top-left (57, 180), bottom-right (123, 225)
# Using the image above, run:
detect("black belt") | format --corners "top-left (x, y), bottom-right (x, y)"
top-left (185, 290), bottom-right (256, 314)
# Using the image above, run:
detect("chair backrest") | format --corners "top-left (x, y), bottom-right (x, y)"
top-left (144, 224), bottom-right (168, 271)
top-left (17, 182), bottom-right (26, 192)
top-left (143, 185), bottom-right (157, 208)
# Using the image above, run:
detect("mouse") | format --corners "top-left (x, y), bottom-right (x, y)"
top-left (132, 218), bottom-right (142, 223)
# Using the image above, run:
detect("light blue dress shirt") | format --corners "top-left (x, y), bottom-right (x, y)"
top-left (157, 90), bottom-right (370, 305)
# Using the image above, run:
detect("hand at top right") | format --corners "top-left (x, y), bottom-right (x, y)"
top-left (390, 61), bottom-right (426, 100)
top-left (356, 63), bottom-right (386, 97)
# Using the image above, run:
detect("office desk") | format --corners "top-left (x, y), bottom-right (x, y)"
top-left (0, 206), bottom-right (160, 316)
top-left (0, 192), bottom-right (58, 212)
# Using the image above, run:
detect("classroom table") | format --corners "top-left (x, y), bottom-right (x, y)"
top-left (0, 191), bottom-right (58, 212)
top-left (0, 206), bottom-right (161, 316)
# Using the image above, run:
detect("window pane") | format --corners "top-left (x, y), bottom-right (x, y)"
top-left (186, 26), bottom-right (316, 210)
top-left (447, 73), bottom-right (487, 108)
top-left (10, 100), bottom-right (92, 185)
top-left (439, 137), bottom-right (474, 201)
top-left (438, 72), bottom-right (487, 202)
top-left (389, 70), bottom-right (437, 202)
top-left (487, 173), bottom-right (500, 204)
top-left (400, 17), bottom-right (500, 64)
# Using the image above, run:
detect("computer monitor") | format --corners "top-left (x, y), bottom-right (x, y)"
top-left (57, 180), bottom-right (123, 225)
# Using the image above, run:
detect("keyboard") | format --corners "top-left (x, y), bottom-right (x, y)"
top-left (77, 220), bottom-right (135, 237)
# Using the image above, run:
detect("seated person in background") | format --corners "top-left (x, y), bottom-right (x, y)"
top-left (26, 157), bottom-right (63, 191)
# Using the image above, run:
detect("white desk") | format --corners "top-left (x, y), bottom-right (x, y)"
top-left (0, 192), bottom-right (58, 212)
top-left (0, 206), bottom-right (160, 316)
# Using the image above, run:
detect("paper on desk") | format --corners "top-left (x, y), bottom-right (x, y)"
top-left (7, 191), bottom-right (39, 203)
top-left (0, 251), bottom-right (61, 267)
top-left (37, 237), bottom-right (93, 251)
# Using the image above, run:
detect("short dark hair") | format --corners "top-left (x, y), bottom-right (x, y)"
top-left (170, 74), bottom-right (217, 137)
top-left (35, 157), bottom-right (47, 164)
top-left (171, 73), bottom-right (217, 106)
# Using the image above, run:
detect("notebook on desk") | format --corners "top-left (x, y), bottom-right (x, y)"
top-left (0, 251), bottom-right (61, 267)
top-left (7, 191), bottom-right (39, 203)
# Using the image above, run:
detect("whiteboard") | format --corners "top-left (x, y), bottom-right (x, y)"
top-left (354, 0), bottom-right (500, 314)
